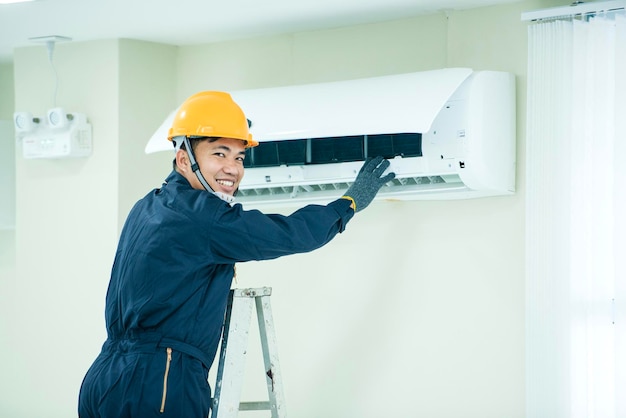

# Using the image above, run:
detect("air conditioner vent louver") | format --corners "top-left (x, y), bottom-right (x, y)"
top-left (244, 133), bottom-right (422, 168)
top-left (237, 175), bottom-right (468, 206)
top-left (239, 181), bottom-right (352, 198)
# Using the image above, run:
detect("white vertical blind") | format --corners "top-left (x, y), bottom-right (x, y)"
top-left (615, 18), bottom-right (626, 418)
top-left (526, 13), bottom-right (626, 418)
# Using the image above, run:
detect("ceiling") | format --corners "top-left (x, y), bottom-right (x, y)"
top-left (0, 0), bottom-right (520, 64)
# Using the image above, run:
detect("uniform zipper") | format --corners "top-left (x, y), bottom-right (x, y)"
top-left (160, 347), bottom-right (173, 413)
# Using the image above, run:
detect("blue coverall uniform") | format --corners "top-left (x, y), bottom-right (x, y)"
top-left (78, 170), bottom-right (354, 417)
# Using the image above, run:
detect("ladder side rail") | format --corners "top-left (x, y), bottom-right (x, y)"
top-left (255, 294), bottom-right (287, 418)
top-left (212, 290), bottom-right (235, 409)
top-left (211, 290), bottom-right (255, 418)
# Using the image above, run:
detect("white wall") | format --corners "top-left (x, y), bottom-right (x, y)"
top-left (0, 63), bottom-right (15, 231)
top-left (1, 0), bottom-right (565, 416)
top-left (4, 39), bottom-right (177, 417)
top-left (117, 39), bottom-right (178, 229)
top-left (0, 61), bottom-right (17, 416)
top-left (8, 40), bottom-right (121, 416)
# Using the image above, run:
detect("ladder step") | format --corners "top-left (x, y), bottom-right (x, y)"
top-left (239, 401), bottom-right (271, 411)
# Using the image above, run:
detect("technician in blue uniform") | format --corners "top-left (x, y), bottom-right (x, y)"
top-left (78, 91), bottom-right (394, 418)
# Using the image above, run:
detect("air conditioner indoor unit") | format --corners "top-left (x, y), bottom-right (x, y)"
top-left (146, 68), bottom-right (516, 208)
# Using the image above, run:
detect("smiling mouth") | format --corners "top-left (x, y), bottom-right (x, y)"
top-left (216, 179), bottom-right (235, 188)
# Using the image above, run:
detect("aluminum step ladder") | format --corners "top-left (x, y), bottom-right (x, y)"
top-left (211, 287), bottom-right (287, 418)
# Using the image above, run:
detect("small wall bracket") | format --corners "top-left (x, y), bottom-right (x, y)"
top-left (29, 35), bottom-right (72, 60)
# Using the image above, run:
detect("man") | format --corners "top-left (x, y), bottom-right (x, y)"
top-left (78, 91), bottom-right (394, 417)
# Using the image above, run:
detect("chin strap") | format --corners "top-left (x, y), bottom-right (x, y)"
top-left (213, 191), bottom-right (235, 204)
top-left (180, 136), bottom-right (235, 205)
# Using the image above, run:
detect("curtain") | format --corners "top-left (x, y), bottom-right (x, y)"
top-left (526, 13), bottom-right (626, 418)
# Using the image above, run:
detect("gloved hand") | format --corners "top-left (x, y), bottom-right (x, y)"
top-left (342, 156), bottom-right (395, 212)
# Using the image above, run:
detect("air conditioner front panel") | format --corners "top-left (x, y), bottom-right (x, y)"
top-left (145, 68), bottom-right (474, 153)
top-left (231, 68), bottom-right (473, 142)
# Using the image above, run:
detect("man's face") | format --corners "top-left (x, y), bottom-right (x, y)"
top-left (185, 137), bottom-right (246, 196)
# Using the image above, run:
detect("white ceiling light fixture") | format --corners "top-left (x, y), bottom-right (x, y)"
top-left (47, 107), bottom-right (69, 129)
top-left (14, 34), bottom-right (92, 159)
top-left (13, 112), bottom-right (39, 133)
top-left (14, 109), bottom-right (93, 159)
top-left (28, 35), bottom-right (72, 107)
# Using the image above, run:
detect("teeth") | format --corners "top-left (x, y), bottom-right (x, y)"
top-left (217, 180), bottom-right (234, 187)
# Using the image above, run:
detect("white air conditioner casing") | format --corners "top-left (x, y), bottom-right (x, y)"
top-left (146, 68), bottom-right (516, 207)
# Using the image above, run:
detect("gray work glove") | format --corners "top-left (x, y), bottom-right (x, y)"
top-left (343, 156), bottom-right (396, 212)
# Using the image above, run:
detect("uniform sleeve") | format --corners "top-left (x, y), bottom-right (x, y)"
top-left (208, 198), bottom-right (355, 263)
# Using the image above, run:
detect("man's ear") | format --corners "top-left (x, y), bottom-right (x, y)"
top-left (175, 149), bottom-right (189, 172)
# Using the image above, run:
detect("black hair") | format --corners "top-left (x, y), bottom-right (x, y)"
top-left (172, 136), bottom-right (221, 170)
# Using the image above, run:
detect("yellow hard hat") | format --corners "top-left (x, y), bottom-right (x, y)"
top-left (167, 91), bottom-right (258, 148)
